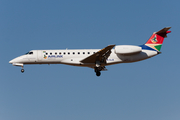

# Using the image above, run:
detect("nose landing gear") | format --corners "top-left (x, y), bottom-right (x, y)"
top-left (21, 66), bottom-right (24, 73)
top-left (21, 69), bottom-right (24, 73)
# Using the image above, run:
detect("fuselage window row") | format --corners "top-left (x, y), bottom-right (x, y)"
top-left (45, 52), bottom-right (94, 55)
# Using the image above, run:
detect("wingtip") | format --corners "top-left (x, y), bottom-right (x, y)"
top-left (108, 44), bottom-right (116, 47)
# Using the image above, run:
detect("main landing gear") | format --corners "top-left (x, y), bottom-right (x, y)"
top-left (95, 67), bottom-right (101, 77)
top-left (94, 66), bottom-right (107, 76)
top-left (96, 71), bottom-right (101, 76)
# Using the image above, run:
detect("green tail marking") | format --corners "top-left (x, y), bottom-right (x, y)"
top-left (154, 45), bottom-right (162, 51)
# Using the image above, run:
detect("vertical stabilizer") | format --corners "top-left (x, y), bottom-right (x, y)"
top-left (145, 27), bottom-right (171, 52)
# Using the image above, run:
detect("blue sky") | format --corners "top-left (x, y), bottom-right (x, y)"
top-left (1, 0), bottom-right (180, 120)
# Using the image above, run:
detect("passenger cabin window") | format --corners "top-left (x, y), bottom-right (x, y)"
top-left (55, 52), bottom-right (57, 55)
top-left (68, 52), bottom-right (70, 55)
top-left (73, 52), bottom-right (75, 55)
top-left (88, 52), bottom-right (90, 54)
top-left (64, 52), bottom-right (66, 55)
top-left (50, 53), bottom-right (52, 55)
top-left (59, 52), bottom-right (61, 55)
top-left (83, 52), bottom-right (85, 54)
top-left (46, 53), bottom-right (48, 55)
top-left (78, 52), bottom-right (80, 54)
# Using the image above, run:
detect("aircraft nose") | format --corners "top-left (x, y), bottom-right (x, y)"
top-left (9, 57), bottom-right (22, 64)
top-left (9, 59), bottom-right (14, 64)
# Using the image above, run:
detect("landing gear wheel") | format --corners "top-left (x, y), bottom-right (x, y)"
top-left (21, 69), bottom-right (24, 73)
top-left (96, 71), bottom-right (101, 76)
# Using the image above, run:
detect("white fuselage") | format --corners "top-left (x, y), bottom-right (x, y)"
top-left (9, 48), bottom-right (158, 68)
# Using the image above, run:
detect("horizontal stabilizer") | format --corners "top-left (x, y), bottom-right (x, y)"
top-left (155, 27), bottom-right (171, 38)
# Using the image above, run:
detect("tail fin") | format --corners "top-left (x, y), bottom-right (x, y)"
top-left (145, 27), bottom-right (171, 52)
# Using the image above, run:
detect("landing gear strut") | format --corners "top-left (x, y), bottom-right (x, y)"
top-left (21, 66), bottom-right (24, 73)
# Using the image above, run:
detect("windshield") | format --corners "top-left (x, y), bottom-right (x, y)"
top-left (25, 51), bottom-right (33, 55)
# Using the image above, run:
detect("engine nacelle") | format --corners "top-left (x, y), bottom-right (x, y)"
top-left (114, 45), bottom-right (142, 55)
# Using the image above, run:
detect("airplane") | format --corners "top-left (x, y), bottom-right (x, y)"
top-left (9, 27), bottom-right (171, 76)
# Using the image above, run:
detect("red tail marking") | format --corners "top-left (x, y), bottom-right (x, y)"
top-left (145, 34), bottom-right (164, 44)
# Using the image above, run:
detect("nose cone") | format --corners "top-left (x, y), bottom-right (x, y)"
top-left (9, 59), bottom-right (14, 64)
top-left (9, 58), bottom-right (17, 64)
top-left (9, 56), bottom-right (24, 64)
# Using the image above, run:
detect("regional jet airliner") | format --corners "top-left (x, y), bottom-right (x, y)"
top-left (9, 27), bottom-right (171, 76)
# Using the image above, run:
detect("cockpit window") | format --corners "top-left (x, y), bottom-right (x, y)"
top-left (29, 52), bottom-right (33, 54)
top-left (25, 52), bottom-right (33, 55)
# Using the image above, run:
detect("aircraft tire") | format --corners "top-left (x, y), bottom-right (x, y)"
top-left (21, 69), bottom-right (24, 73)
top-left (96, 71), bottom-right (101, 76)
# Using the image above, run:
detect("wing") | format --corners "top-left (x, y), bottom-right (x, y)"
top-left (80, 45), bottom-right (115, 64)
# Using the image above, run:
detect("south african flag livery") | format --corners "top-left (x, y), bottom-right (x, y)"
top-left (144, 27), bottom-right (171, 52)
